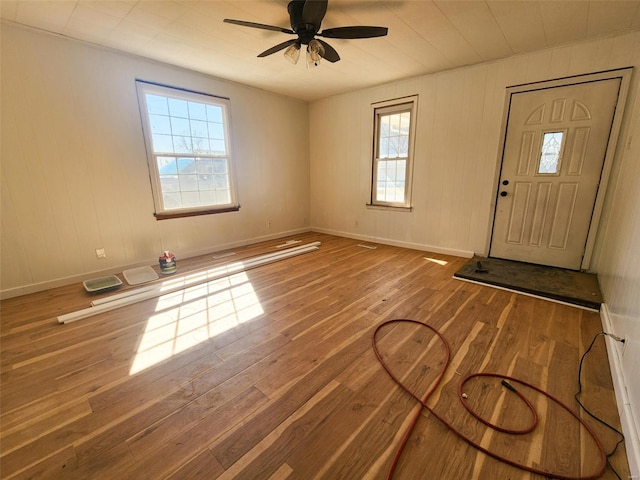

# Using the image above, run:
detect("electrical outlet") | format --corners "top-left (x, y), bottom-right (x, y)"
top-left (267, 219), bottom-right (272, 229)
top-left (95, 248), bottom-right (106, 259)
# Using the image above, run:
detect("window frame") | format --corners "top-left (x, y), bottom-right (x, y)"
top-left (135, 80), bottom-right (239, 219)
top-left (369, 96), bottom-right (418, 210)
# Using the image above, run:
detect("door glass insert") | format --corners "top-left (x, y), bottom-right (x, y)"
top-left (538, 131), bottom-right (564, 174)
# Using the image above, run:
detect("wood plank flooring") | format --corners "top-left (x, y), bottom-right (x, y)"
top-left (0, 233), bottom-right (630, 479)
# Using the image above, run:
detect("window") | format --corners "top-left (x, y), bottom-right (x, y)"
top-left (370, 96), bottom-right (417, 209)
top-left (136, 81), bottom-right (239, 219)
top-left (537, 131), bottom-right (565, 174)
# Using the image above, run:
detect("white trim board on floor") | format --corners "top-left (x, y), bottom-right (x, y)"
top-left (58, 242), bottom-right (321, 324)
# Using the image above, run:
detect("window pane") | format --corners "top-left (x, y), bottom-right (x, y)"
top-left (196, 159), bottom-right (214, 174)
top-left (397, 161), bottom-right (406, 179)
top-left (188, 101), bottom-right (207, 120)
top-left (149, 114), bottom-right (172, 135)
top-left (199, 190), bottom-right (215, 205)
top-left (177, 158), bottom-right (195, 173)
top-left (198, 175), bottom-right (214, 189)
top-left (388, 136), bottom-right (399, 158)
top-left (215, 190), bottom-right (231, 204)
top-left (387, 160), bottom-right (397, 181)
top-left (170, 117), bottom-right (190, 136)
top-left (181, 191), bottom-right (200, 207)
top-left (377, 162), bottom-right (387, 178)
top-left (190, 119), bottom-right (208, 138)
top-left (400, 112), bottom-right (410, 134)
top-left (210, 139), bottom-right (226, 155)
top-left (173, 136), bottom-right (193, 153)
top-left (399, 136), bottom-right (408, 157)
top-left (379, 137), bottom-right (389, 158)
top-left (538, 131), bottom-right (563, 174)
top-left (214, 174), bottom-right (229, 189)
top-left (146, 94), bottom-right (169, 115)
top-left (208, 122), bottom-right (224, 140)
top-left (159, 175), bottom-right (179, 192)
top-left (213, 159), bottom-right (227, 174)
top-left (385, 181), bottom-right (395, 201)
top-left (206, 105), bottom-right (223, 123)
top-left (152, 134), bottom-right (174, 153)
top-left (179, 174), bottom-right (198, 192)
top-left (168, 98), bottom-right (189, 118)
top-left (163, 192), bottom-right (181, 209)
top-left (158, 157), bottom-right (177, 174)
top-left (380, 116), bottom-right (390, 136)
top-left (191, 138), bottom-right (210, 153)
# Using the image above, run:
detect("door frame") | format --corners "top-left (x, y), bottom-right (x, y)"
top-left (487, 68), bottom-right (633, 270)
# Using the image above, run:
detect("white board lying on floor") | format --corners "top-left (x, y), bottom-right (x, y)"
top-left (58, 242), bottom-right (321, 324)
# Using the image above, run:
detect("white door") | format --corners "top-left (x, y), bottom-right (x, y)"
top-left (490, 78), bottom-right (621, 270)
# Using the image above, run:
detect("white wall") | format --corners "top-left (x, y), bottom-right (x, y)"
top-left (0, 23), bottom-right (310, 297)
top-left (309, 31), bottom-right (640, 257)
top-left (309, 29), bottom-right (640, 473)
top-left (591, 65), bottom-right (640, 471)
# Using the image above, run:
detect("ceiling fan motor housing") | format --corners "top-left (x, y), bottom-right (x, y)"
top-left (288, 0), bottom-right (318, 45)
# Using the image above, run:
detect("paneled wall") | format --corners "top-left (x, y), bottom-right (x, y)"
top-left (591, 70), bottom-right (640, 469)
top-left (1, 23), bottom-right (310, 297)
top-left (309, 30), bottom-right (640, 470)
top-left (309, 32), bottom-right (640, 257)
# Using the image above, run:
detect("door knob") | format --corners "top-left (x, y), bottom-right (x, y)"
top-left (502, 180), bottom-right (509, 185)
top-left (500, 191), bottom-right (508, 197)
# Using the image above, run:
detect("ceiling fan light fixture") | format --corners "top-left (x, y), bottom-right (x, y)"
top-left (306, 39), bottom-right (325, 68)
top-left (283, 42), bottom-right (301, 64)
top-left (224, 0), bottom-right (387, 66)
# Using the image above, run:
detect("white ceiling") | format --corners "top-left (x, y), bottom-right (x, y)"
top-left (2, 1), bottom-right (640, 101)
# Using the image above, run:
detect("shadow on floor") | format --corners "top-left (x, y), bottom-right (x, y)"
top-left (453, 256), bottom-right (603, 310)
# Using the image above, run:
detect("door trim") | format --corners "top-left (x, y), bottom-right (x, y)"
top-left (487, 68), bottom-right (633, 270)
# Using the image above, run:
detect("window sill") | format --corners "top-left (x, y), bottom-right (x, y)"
top-left (155, 205), bottom-right (240, 220)
top-left (365, 203), bottom-right (412, 212)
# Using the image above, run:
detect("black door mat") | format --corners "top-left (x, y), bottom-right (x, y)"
top-left (453, 256), bottom-right (603, 310)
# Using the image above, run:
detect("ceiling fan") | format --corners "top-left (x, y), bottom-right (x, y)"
top-left (223, 0), bottom-right (388, 67)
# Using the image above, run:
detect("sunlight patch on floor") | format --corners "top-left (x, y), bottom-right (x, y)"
top-left (424, 257), bottom-right (448, 266)
top-left (129, 272), bottom-right (263, 375)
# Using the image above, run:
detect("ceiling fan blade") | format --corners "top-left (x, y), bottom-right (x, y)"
top-left (224, 18), bottom-right (294, 35)
top-left (302, 0), bottom-right (328, 27)
top-left (315, 39), bottom-right (340, 63)
top-left (319, 26), bottom-right (388, 39)
top-left (258, 39), bottom-right (299, 57)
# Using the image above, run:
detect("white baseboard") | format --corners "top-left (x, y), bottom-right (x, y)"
top-left (601, 303), bottom-right (640, 479)
top-left (310, 227), bottom-right (474, 259)
top-left (0, 228), bottom-right (312, 300)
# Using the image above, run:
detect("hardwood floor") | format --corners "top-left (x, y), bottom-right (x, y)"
top-left (0, 233), bottom-right (630, 479)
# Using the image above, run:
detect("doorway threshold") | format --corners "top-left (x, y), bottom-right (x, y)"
top-left (453, 256), bottom-right (602, 310)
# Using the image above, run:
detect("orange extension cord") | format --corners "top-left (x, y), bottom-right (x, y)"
top-left (372, 319), bottom-right (608, 480)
